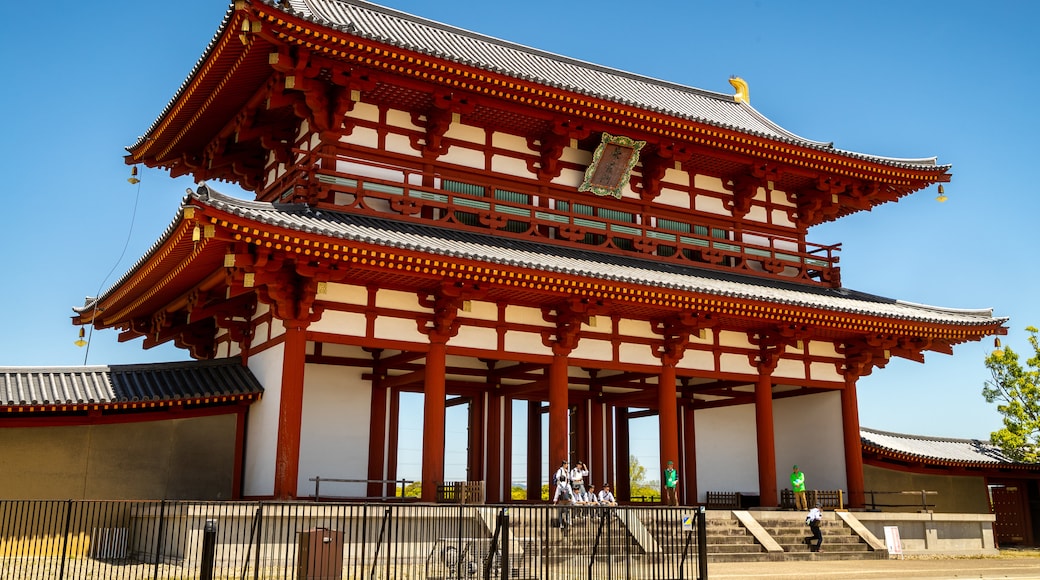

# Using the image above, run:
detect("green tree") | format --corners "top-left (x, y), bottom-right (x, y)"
top-left (983, 326), bottom-right (1040, 463)
top-left (396, 481), bottom-right (422, 498)
top-left (629, 454), bottom-right (661, 501)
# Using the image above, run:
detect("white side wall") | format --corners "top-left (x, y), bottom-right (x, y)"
top-left (244, 343), bottom-right (285, 497)
top-left (694, 390), bottom-right (846, 502)
top-left (297, 364), bottom-right (373, 497)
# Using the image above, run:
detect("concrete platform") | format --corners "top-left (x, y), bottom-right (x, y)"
top-left (708, 549), bottom-right (1040, 579)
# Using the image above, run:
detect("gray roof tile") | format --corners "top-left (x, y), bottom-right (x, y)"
top-left (0, 358), bottom-right (262, 408)
top-left (861, 427), bottom-right (1012, 465)
top-left (259, 1), bottom-right (940, 170)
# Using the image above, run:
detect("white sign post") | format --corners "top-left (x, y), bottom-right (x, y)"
top-left (883, 526), bottom-right (903, 559)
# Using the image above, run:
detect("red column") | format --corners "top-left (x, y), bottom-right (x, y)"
top-left (590, 386), bottom-right (604, 487)
top-left (367, 370), bottom-right (388, 498)
top-left (658, 362), bottom-right (680, 501)
top-left (842, 372), bottom-right (866, 508)
top-left (274, 320), bottom-right (308, 499)
top-left (548, 352), bottom-right (570, 469)
top-left (616, 408), bottom-right (631, 501)
top-left (526, 401), bottom-right (543, 500)
top-left (420, 339), bottom-right (447, 502)
top-left (486, 391), bottom-right (503, 503)
top-left (754, 369), bottom-right (778, 507)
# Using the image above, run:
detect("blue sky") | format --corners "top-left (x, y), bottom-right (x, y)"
top-left (1, 1), bottom-right (1037, 480)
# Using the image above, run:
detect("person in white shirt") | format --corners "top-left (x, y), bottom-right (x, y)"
top-left (805, 502), bottom-right (824, 552)
top-left (570, 461), bottom-right (589, 496)
top-left (597, 483), bottom-right (617, 506)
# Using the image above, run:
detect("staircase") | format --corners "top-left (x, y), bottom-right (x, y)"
top-left (640, 510), bottom-right (887, 563)
top-left (751, 512), bottom-right (886, 562)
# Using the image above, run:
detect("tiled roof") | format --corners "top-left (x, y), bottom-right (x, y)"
top-left (132, 0), bottom-right (943, 172)
top-left (861, 427), bottom-right (1013, 465)
top-left (271, 0), bottom-right (944, 171)
top-left (185, 185), bottom-right (1001, 328)
top-left (0, 358), bottom-right (262, 408)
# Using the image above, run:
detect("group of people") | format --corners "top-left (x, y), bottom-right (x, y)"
top-left (551, 460), bottom-right (618, 507)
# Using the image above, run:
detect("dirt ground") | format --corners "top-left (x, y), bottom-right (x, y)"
top-left (708, 548), bottom-right (1040, 580)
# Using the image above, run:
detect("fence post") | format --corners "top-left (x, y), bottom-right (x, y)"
top-left (153, 499), bottom-right (166, 580)
top-left (200, 519), bottom-right (217, 580)
top-left (697, 506), bottom-right (708, 580)
top-left (500, 509), bottom-right (509, 580)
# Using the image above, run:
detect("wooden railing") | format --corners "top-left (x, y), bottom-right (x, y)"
top-left (435, 481), bottom-right (485, 504)
top-left (779, 488), bottom-right (845, 510)
top-left (259, 152), bottom-right (842, 288)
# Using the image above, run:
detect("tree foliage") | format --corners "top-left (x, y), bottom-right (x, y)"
top-left (629, 454), bottom-right (661, 501)
top-left (983, 326), bottom-right (1040, 463)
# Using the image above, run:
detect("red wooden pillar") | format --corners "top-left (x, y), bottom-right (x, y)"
top-left (589, 383), bottom-right (604, 487)
top-left (486, 391), bottom-right (503, 503)
top-left (548, 351), bottom-right (570, 469)
top-left (842, 372), bottom-right (866, 508)
top-left (420, 339), bottom-right (447, 502)
top-left (274, 320), bottom-right (308, 499)
top-left (616, 407), bottom-right (631, 501)
top-left (367, 360), bottom-right (388, 498)
top-left (658, 362), bottom-right (680, 501)
top-left (526, 401), bottom-right (542, 499)
top-left (754, 367), bottom-right (778, 507)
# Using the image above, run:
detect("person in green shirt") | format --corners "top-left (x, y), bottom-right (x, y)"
top-left (791, 465), bottom-right (807, 510)
top-left (663, 460), bottom-right (678, 506)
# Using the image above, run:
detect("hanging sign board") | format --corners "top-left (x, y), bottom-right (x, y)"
top-left (579, 133), bottom-right (645, 199)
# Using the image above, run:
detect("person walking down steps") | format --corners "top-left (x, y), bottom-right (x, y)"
top-left (805, 502), bottom-right (824, 553)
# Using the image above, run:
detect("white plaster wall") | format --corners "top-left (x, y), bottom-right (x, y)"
top-left (570, 338), bottom-right (613, 361)
top-left (376, 289), bottom-right (422, 311)
top-left (503, 331), bottom-right (551, 356)
top-left (297, 364), bottom-right (373, 497)
top-left (618, 319), bottom-right (654, 339)
top-left (244, 344), bottom-right (285, 497)
top-left (460, 300), bottom-right (498, 322)
top-left (772, 357), bottom-right (806, 380)
top-left (694, 174), bottom-right (727, 194)
top-left (718, 330), bottom-right (753, 349)
top-left (385, 133), bottom-right (416, 156)
top-left (385, 108), bottom-right (420, 130)
top-left (491, 156), bottom-right (534, 179)
top-left (445, 123), bottom-right (484, 145)
top-left (323, 282), bottom-right (368, 306)
top-left (809, 360), bottom-right (843, 382)
top-left (719, 352), bottom-right (756, 375)
top-left (618, 343), bottom-right (652, 365)
top-left (439, 145), bottom-right (484, 169)
top-left (453, 325), bottom-right (498, 350)
top-left (342, 125), bottom-right (379, 148)
top-left (374, 316), bottom-right (426, 343)
top-left (676, 349), bottom-right (715, 371)
top-left (309, 310), bottom-right (367, 337)
top-left (773, 390), bottom-right (847, 495)
top-left (504, 305), bottom-right (550, 326)
top-left (491, 131), bottom-right (533, 153)
top-left (657, 187), bottom-right (689, 209)
top-left (695, 404), bottom-right (759, 500)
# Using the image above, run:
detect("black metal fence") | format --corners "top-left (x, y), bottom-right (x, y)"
top-left (0, 500), bottom-right (707, 580)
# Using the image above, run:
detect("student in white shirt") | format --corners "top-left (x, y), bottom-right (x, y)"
top-left (598, 483), bottom-right (617, 506)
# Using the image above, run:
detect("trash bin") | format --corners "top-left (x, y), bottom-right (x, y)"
top-left (297, 528), bottom-right (344, 580)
